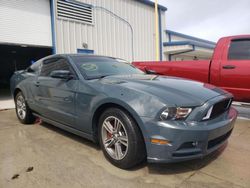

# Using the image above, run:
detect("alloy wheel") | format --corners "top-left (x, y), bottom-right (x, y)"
top-left (16, 95), bottom-right (26, 120)
top-left (101, 116), bottom-right (129, 160)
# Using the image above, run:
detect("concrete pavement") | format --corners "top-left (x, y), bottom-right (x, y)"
top-left (233, 105), bottom-right (250, 119)
top-left (0, 109), bottom-right (250, 188)
top-left (0, 90), bottom-right (15, 110)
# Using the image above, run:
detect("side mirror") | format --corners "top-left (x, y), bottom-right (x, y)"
top-left (145, 68), bottom-right (157, 75)
top-left (50, 70), bottom-right (73, 80)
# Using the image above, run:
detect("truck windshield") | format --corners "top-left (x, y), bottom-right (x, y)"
top-left (71, 56), bottom-right (144, 79)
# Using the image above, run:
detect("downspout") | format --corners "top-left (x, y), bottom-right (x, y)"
top-left (168, 33), bottom-right (171, 42)
top-left (168, 32), bottom-right (171, 60)
top-left (50, 0), bottom-right (57, 54)
top-left (158, 9), bottom-right (163, 61)
top-left (154, 0), bottom-right (160, 61)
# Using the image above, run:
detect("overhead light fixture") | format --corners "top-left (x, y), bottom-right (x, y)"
top-left (82, 43), bottom-right (88, 49)
top-left (20, 44), bottom-right (28, 47)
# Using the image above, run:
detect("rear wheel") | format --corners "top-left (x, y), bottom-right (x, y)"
top-left (15, 91), bottom-right (35, 124)
top-left (98, 108), bottom-right (146, 169)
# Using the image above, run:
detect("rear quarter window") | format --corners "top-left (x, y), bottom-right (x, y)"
top-left (228, 39), bottom-right (250, 60)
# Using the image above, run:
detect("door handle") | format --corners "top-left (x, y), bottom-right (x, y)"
top-left (35, 82), bottom-right (40, 87)
top-left (222, 65), bottom-right (236, 69)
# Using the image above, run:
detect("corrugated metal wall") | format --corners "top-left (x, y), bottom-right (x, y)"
top-left (54, 0), bottom-right (166, 61)
top-left (0, 0), bottom-right (52, 47)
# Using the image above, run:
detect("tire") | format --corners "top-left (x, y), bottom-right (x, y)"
top-left (15, 91), bottom-right (35, 124)
top-left (98, 108), bottom-right (146, 169)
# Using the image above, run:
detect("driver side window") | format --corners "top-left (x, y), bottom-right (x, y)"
top-left (40, 58), bottom-right (72, 77)
top-left (27, 60), bottom-right (42, 74)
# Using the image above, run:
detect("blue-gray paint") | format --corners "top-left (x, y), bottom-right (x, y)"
top-left (50, 0), bottom-right (56, 54)
top-left (166, 30), bottom-right (216, 45)
top-left (11, 54), bottom-right (236, 165)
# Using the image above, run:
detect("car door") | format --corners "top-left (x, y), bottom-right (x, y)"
top-left (219, 38), bottom-right (250, 102)
top-left (24, 59), bottom-right (43, 112)
top-left (35, 57), bottom-right (78, 126)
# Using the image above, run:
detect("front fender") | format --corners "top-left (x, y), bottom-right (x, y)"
top-left (90, 97), bottom-right (155, 143)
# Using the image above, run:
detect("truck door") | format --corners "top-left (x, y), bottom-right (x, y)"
top-left (220, 38), bottom-right (250, 102)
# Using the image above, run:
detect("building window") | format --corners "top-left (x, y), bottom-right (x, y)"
top-left (228, 39), bottom-right (250, 60)
top-left (56, 0), bottom-right (93, 25)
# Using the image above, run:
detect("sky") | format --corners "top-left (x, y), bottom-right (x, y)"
top-left (154, 0), bottom-right (250, 42)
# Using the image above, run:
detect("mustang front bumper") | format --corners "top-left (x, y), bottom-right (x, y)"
top-left (141, 107), bottom-right (237, 163)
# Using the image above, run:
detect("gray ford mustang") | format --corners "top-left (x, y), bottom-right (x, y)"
top-left (10, 54), bottom-right (237, 169)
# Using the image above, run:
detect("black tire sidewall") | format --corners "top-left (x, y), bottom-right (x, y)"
top-left (98, 108), bottom-right (145, 169)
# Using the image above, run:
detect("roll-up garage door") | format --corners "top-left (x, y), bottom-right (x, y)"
top-left (0, 0), bottom-right (52, 47)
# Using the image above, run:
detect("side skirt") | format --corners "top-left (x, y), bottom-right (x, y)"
top-left (33, 113), bottom-right (95, 142)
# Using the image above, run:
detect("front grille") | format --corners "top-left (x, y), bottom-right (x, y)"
top-left (203, 98), bottom-right (232, 120)
top-left (207, 129), bottom-right (232, 149)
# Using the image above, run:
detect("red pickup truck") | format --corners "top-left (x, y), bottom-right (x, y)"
top-left (133, 35), bottom-right (250, 103)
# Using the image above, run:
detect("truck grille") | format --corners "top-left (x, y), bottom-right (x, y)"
top-left (203, 98), bottom-right (232, 120)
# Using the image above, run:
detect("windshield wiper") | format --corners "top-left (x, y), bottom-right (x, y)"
top-left (88, 74), bottom-right (115, 80)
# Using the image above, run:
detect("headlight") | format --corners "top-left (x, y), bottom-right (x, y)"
top-left (160, 107), bottom-right (192, 120)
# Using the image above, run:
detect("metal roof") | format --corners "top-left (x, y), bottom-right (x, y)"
top-left (64, 0), bottom-right (167, 11)
top-left (166, 30), bottom-right (216, 45)
top-left (163, 41), bottom-right (215, 49)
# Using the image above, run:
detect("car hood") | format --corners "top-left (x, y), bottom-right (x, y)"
top-left (100, 74), bottom-right (227, 106)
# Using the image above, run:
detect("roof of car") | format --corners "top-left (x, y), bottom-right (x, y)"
top-left (59, 54), bottom-right (116, 59)
top-left (43, 54), bottom-right (128, 63)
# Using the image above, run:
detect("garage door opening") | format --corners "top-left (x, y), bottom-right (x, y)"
top-left (0, 44), bottom-right (52, 109)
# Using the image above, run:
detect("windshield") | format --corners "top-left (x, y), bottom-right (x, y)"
top-left (71, 56), bottom-right (144, 79)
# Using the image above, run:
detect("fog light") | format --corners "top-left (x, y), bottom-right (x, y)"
top-left (151, 138), bottom-right (170, 145)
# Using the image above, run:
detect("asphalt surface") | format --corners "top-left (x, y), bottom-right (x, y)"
top-left (0, 109), bottom-right (250, 188)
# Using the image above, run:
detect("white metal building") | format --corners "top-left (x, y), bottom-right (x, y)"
top-left (0, 0), bottom-right (52, 47)
top-left (0, 0), bottom-right (167, 92)
top-left (54, 0), bottom-right (167, 62)
top-left (164, 30), bottom-right (216, 61)
top-left (0, 0), bottom-right (53, 89)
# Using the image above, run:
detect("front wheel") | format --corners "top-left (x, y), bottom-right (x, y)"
top-left (98, 108), bottom-right (146, 169)
top-left (15, 91), bottom-right (35, 124)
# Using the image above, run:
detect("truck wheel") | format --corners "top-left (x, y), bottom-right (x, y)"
top-left (15, 91), bottom-right (35, 124)
top-left (98, 108), bottom-right (146, 169)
